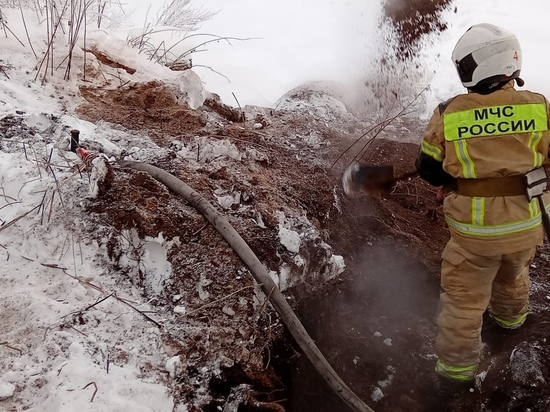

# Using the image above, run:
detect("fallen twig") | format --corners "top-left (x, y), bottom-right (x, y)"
top-left (82, 381), bottom-right (98, 403)
top-left (0, 65), bottom-right (9, 79)
top-left (0, 187), bottom-right (17, 203)
top-left (57, 362), bottom-right (68, 376)
top-left (186, 285), bottom-right (255, 316)
top-left (0, 341), bottom-right (23, 355)
top-left (191, 222), bottom-right (208, 236)
top-left (61, 268), bottom-right (106, 294)
top-left (41, 262), bottom-right (67, 269)
top-left (258, 285), bottom-right (276, 316)
top-left (113, 294), bottom-right (163, 328)
top-left (70, 326), bottom-right (88, 337)
top-left (331, 85), bottom-right (429, 170)
top-left (0, 204), bottom-right (40, 233)
top-left (82, 293), bottom-right (114, 312)
top-left (232, 92), bottom-right (245, 123)
top-left (18, 0), bottom-right (38, 59)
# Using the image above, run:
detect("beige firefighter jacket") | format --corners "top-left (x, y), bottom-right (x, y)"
top-left (420, 81), bottom-right (550, 255)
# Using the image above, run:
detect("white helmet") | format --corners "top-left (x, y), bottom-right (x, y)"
top-left (451, 23), bottom-right (522, 89)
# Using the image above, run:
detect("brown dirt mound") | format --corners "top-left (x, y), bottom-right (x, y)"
top-left (384, 0), bottom-right (455, 59)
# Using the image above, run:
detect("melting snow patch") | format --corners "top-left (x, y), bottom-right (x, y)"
top-left (222, 305), bottom-right (236, 316)
top-left (141, 235), bottom-right (173, 295)
top-left (377, 366), bottom-right (396, 388)
top-left (278, 225), bottom-right (301, 253)
top-left (371, 387), bottom-right (384, 402)
top-left (214, 189), bottom-right (241, 209)
top-left (87, 156), bottom-right (110, 199)
top-left (198, 273), bottom-right (212, 301)
top-left (510, 341), bottom-right (546, 388)
top-left (475, 370), bottom-right (488, 390)
top-left (174, 306), bottom-right (186, 314)
top-left (166, 356), bottom-right (181, 379)
top-left (278, 264), bottom-right (291, 290)
top-left (0, 381), bottom-right (15, 400)
top-left (268, 270), bottom-right (279, 286)
top-left (328, 254), bottom-right (345, 275)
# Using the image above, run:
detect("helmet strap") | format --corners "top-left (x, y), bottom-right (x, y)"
top-left (515, 77), bottom-right (525, 87)
top-left (469, 80), bottom-right (509, 95)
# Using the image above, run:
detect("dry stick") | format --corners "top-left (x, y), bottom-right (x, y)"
top-left (150, 40), bottom-right (167, 63)
top-left (258, 285), bottom-right (277, 315)
top-left (0, 204), bottom-right (41, 234)
top-left (59, 268), bottom-right (106, 294)
top-left (44, 148), bottom-right (65, 208)
top-left (193, 64), bottom-right (231, 82)
top-left (113, 294), bottom-right (163, 328)
top-left (0, 8), bottom-right (25, 47)
top-left (35, 0), bottom-right (70, 83)
top-left (27, 143), bottom-right (43, 179)
top-left (57, 363), bottom-right (67, 376)
top-left (120, 160), bottom-right (374, 412)
top-left (63, 0), bottom-right (94, 79)
top-left (232, 92), bottom-right (245, 123)
top-left (47, 190), bottom-right (56, 223)
top-left (0, 65), bottom-right (9, 79)
top-left (330, 85), bottom-right (429, 170)
top-left (1, 22), bottom-right (25, 46)
top-left (0, 187), bottom-right (17, 203)
top-left (191, 222), bottom-right (208, 236)
top-left (61, 293), bottom-right (114, 320)
top-left (71, 231), bottom-right (77, 276)
top-left (70, 326), bottom-right (88, 337)
top-left (82, 382), bottom-right (98, 403)
top-left (355, 110), bottom-right (415, 164)
top-left (78, 240), bottom-right (83, 265)
top-left (38, 190), bottom-right (48, 224)
top-left (49, 0), bottom-right (55, 76)
top-left (169, 34), bottom-right (258, 63)
top-left (186, 285), bottom-right (255, 316)
top-left (36, 0), bottom-right (51, 82)
top-left (0, 342), bottom-right (23, 355)
top-left (18, 0), bottom-right (38, 59)
top-left (0, 8), bottom-right (6, 38)
top-left (97, 1), bottom-right (106, 29)
top-left (83, 4), bottom-right (87, 81)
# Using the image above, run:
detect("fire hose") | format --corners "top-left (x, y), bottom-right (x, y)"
top-left (119, 160), bottom-right (375, 412)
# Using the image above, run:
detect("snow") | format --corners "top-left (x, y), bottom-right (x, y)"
top-left (370, 386), bottom-right (384, 402)
top-left (0, 381), bottom-right (16, 400)
top-left (278, 225), bottom-right (301, 254)
top-left (1, 1), bottom-right (549, 410)
top-left (184, 0), bottom-right (550, 118)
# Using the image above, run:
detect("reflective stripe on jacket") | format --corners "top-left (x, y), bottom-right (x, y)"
top-left (419, 82), bottom-right (550, 254)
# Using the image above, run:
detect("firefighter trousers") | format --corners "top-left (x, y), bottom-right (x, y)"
top-left (435, 237), bottom-right (535, 369)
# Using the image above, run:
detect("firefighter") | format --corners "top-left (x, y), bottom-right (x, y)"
top-left (415, 23), bottom-right (550, 383)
